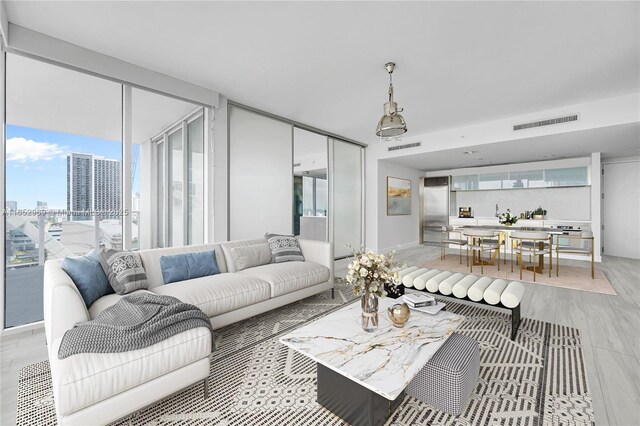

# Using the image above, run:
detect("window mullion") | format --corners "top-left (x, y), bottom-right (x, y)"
top-left (182, 120), bottom-right (188, 245)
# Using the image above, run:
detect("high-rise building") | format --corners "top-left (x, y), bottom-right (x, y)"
top-left (6, 200), bottom-right (17, 212)
top-left (67, 153), bottom-right (121, 221)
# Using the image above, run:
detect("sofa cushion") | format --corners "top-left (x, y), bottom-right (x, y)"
top-left (229, 243), bottom-right (272, 271)
top-left (138, 244), bottom-right (226, 289)
top-left (238, 261), bottom-right (330, 298)
top-left (220, 239), bottom-right (269, 273)
top-left (97, 249), bottom-right (148, 295)
top-left (160, 250), bottom-right (220, 284)
top-left (60, 250), bottom-right (114, 307)
top-left (151, 273), bottom-right (271, 317)
top-left (265, 233), bottom-right (305, 263)
top-left (50, 327), bottom-right (211, 416)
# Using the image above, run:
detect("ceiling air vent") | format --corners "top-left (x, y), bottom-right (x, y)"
top-left (388, 142), bottom-right (422, 152)
top-left (513, 114), bottom-right (578, 131)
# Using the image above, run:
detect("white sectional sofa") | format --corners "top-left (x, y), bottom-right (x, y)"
top-left (43, 238), bottom-right (334, 425)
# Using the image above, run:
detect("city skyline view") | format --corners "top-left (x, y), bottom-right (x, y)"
top-left (6, 124), bottom-right (140, 211)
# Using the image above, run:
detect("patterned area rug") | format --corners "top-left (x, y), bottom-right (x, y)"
top-left (16, 282), bottom-right (594, 426)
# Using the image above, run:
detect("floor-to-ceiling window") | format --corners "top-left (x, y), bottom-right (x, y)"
top-left (2, 57), bottom-right (211, 329)
top-left (4, 54), bottom-right (122, 327)
top-left (146, 107), bottom-right (205, 248)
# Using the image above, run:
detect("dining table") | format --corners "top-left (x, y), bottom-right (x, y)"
top-left (458, 225), bottom-right (563, 272)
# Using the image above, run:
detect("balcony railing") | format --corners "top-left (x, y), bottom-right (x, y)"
top-left (4, 211), bottom-right (139, 328)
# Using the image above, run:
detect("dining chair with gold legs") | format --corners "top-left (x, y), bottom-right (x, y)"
top-left (463, 229), bottom-right (500, 274)
top-left (440, 226), bottom-right (468, 265)
top-left (556, 230), bottom-right (595, 279)
top-left (510, 231), bottom-right (552, 282)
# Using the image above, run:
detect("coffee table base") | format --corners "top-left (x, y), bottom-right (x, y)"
top-left (317, 363), bottom-right (404, 426)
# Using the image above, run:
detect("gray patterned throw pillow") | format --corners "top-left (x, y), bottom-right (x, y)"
top-left (265, 233), bottom-right (305, 263)
top-left (98, 248), bottom-right (148, 295)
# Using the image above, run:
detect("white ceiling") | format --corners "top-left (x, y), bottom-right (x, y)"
top-left (5, 1), bottom-right (639, 146)
top-left (6, 54), bottom-right (200, 143)
top-left (383, 123), bottom-right (640, 172)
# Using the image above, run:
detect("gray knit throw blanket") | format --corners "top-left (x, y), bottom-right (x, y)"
top-left (58, 292), bottom-right (214, 359)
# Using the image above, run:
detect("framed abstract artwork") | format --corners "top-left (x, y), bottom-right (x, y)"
top-left (387, 177), bottom-right (411, 215)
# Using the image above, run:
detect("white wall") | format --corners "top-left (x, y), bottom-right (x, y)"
top-left (455, 186), bottom-right (591, 220)
top-left (377, 160), bottom-right (422, 252)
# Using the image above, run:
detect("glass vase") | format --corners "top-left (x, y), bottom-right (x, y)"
top-left (361, 291), bottom-right (379, 332)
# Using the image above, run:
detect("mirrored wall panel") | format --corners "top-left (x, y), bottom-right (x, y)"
top-left (293, 128), bottom-right (328, 241)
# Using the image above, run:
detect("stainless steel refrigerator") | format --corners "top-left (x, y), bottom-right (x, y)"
top-left (421, 176), bottom-right (450, 244)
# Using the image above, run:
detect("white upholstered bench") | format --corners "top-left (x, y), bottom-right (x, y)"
top-left (398, 267), bottom-right (525, 340)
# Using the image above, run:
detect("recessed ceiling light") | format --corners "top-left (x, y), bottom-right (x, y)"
top-left (464, 150), bottom-right (478, 155)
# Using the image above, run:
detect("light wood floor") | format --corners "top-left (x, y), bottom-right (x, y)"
top-left (1, 246), bottom-right (638, 425)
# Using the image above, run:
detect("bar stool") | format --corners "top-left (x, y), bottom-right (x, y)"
top-left (510, 231), bottom-right (553, 282)
top-left (440, 226), bottom-right (468, 265)
top-left (463, 229), bottom-right (501, 274)
top-left (556, 230), bottom-right (595, 279)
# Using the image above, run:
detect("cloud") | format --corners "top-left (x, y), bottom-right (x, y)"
top-left (6, 137), bottom-right (66, 162)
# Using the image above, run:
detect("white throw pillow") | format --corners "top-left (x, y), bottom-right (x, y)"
top-left (230, 243), bottom-right (273, 271)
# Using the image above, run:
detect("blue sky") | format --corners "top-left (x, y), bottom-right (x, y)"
top-left (6, 125), bottom-right (140, 210)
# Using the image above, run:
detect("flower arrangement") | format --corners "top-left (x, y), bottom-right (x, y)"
top-left (498, 208), bottom-right (518, 226)
top-left (345, 249), bottom-right (403, 298)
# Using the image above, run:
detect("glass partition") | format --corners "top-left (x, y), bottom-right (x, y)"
top-left (331, 139), bottom-right (363, 258)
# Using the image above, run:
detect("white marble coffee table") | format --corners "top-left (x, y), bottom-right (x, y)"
top-left (279, 297), bottom-right (464, 425)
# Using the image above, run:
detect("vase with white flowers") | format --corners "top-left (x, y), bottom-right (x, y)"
top-left (345, 249), bottom-right (403, 332)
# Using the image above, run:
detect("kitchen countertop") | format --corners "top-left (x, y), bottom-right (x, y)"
top-left (449, 216), bottom-right (591, 223)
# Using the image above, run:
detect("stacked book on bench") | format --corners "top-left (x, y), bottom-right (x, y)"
top-left (403, 293), bottom-right (445, 315)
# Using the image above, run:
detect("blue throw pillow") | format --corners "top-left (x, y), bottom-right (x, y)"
top-left (61, 250), bottom-right (114, 307)
top-left (160, 250), bottom-right (220, 285)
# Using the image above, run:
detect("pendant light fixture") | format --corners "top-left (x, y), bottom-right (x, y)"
top-left (375, 62), bottom-right (407, 138)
